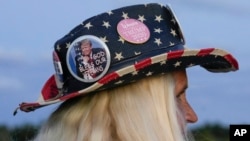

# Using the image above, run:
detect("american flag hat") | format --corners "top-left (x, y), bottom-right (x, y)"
top-left (14, 3), bottom-right (238, 115)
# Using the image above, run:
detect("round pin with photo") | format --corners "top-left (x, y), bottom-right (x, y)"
top-left (66, 35), bottom-right (111, 83)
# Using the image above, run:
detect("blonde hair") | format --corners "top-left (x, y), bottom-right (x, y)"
top-left (34, 73), bottom-right (193, 141)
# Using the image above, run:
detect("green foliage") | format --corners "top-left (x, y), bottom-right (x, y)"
top-left (0, 124), bottom-right (39, 141)
top-left (192, 123), bottom-right (229, 141)
top-left (0, 125), bottom-right (12, 141)
top-left (0, 123), bottom-right (229, 141)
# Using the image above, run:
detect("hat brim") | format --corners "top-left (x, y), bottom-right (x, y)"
top-left (14, 47), bottom-right (238, 114)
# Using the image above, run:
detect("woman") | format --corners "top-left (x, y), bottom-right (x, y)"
top-left (34, 70), bottom-right (196, 141)
top-left (15, 3), bottom-right (238, 141)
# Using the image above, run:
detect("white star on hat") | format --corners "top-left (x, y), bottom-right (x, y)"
top-left (170, 28), bottom-right (177, 37)
top-left (102, 21), bottom-right (111, 29)
top-left (100, 36), bottom-right (109, 43)
top-left (154, 38), bottom-right (162, 46)
top-left (122, 12), bottom-right (129, 19)
top-left (155, 15), bottom-right (163, 23)
top-left (84, 22), bottom-right (93, 30)
top-left (174, 61), bottom-right (182, 67)
top-left (154, 28), bottom-right (163, 34)
top-left (114, 52), bottom-right (124, 61)
top-left (138, 15), bottom-right (146, 22)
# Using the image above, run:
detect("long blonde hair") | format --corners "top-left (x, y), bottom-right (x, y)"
top-left (34, 73), bottom-right (193, 141)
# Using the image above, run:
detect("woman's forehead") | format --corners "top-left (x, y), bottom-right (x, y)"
top-left (173, 70), bottom-right (188, 95)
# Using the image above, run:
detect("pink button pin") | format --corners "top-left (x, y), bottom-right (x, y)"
top-left (117, 19), bottom-right (150, 44)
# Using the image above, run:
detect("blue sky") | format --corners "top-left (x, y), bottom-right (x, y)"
top-left (0, 0), bottom-right (249, 128)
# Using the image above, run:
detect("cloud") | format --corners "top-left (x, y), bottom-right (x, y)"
top-left (0, 45), bottom-right (52, 66)
top-left (0, 45), bottom-right (53, 94)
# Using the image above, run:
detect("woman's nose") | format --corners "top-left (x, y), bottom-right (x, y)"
top-left (184, 102), bottom-right (198, 123)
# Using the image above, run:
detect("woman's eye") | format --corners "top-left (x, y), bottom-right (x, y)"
top-left (176, 95), bottom-right (182, 103)
top-left (176, 92), bottom-right (185, 102)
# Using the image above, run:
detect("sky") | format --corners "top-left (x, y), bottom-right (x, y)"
top-left (0, 0), bottom-right (249, 128)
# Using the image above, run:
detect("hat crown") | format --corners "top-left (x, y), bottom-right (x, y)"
top-left (54, 3), bottom-right (185, 82)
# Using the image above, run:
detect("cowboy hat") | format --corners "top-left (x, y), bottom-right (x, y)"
top-left (14, 3), bottom-right (238, 115)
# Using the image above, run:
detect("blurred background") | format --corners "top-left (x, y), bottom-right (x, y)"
top-left (0, 0), bottom-right (249, 140)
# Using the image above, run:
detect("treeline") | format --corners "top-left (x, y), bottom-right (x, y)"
top-left (0, 123), bottom-right (229, 141)
top-left (191, 123), bottom-right (229, 141)
top-left (0, 124), bottom-right (39, 141)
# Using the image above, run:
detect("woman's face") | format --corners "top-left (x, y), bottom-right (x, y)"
top-left (173, 70), bottom-right (198, 124)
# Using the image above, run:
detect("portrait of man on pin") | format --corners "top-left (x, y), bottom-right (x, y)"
top-left (74, 38), bottom-right (108, 81)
